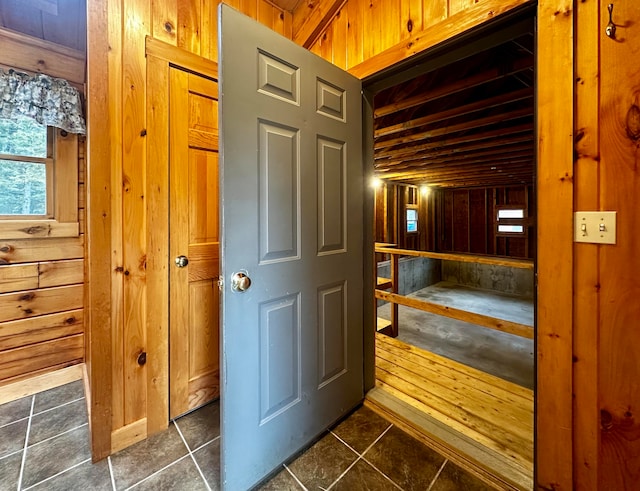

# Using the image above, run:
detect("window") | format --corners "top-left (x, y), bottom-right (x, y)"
top-left (406, 208), bottom-right (418, 233)
top-left (0, 119), bottom-right (79, 239)
top-left (496, 207), bottom-right (526, 235)
top-left (0, 117), bottom-right (53, 218)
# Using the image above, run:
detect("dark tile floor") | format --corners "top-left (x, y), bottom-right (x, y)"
top-left (0, 381), bottom-right (495, 490)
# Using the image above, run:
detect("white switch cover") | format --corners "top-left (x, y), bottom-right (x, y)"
top-left (574, 211), bottom-right (617, 244)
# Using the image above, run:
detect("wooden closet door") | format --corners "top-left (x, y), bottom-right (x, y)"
top-left (169, 67), bottom-right (220, 419)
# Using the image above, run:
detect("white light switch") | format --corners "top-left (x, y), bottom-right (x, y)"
top-left (574, 211), bottom-right (617, 244)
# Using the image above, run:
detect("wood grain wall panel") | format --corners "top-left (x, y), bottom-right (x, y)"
top-left (0, 285), bottom-right (83, 324)
top-left (0, 335), bottom-right (84, 381)
top-left (121, 0), bottom-right (150, 426)
top-left (573, 0), bottom-right (600, 487)
top-left (400, 0), bottom-right (422, 41)
top-left (330, 7), bottom-right (348, 70)
top-left (38, 260), bottom-right (85, 288)
top-left (598, 2), bottom-right (640, 489)
top-left (152, 0), bottom-right (178, 44)
top-left (0, 238), bottom-right (84, 264)
top-left (346, 0), bottom-right (363, 68)
top-left (0, 310), bottom-right (84, 351)
top-left (0, 264), bottom-right (39, 294)
top-left (177, 0), bottom-right (201, 54)
top-left (536, 0), bottom-right (574, 489)
top-left (422, 0), bottom-right (447, 31)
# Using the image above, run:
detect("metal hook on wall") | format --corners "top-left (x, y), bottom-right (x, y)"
top-left (606, 3), bottom-right (617, 39)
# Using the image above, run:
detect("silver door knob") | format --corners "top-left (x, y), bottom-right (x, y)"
top-left (175, 255), bottom-right (189, 268)
top-left (231, 271), bottom-right (251, 292)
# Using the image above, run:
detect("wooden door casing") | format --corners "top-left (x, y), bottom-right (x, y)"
top-left (169, 68), bottom-right (220, 419)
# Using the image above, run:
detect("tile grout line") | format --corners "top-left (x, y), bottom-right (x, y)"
top-left (426, 459), bottom-right (448, 491)
top-left (325, 424), bottom-right (396, 491)
top-left (283, 463), bottom-right (309, 491)
top-left (0, 416), bottom-right (30, 431)
top-left (31, 397), bottom-right (86, 418)
top-left (26, 422), bottom-right (89, 449)
top-left (16, 396), bottom-right (35, 491)
top-left (123, 454), bottom-right (192, 491)
top-left (173, 420), bottom-right (212, 491)
top-left (192, 434), bottom-right (220, 454)
top-left (108, 456), bottom-right (117, 491)
top-left (0, 448), bottom-right (24, 463)
top-left (21, 458), bottom-right (92, 491)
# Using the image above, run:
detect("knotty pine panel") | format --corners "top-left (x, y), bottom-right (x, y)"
top-left (598, 1), bottom-right (640, 488)
top-left (150, 0), bottom-right (292, 62)
top-left (0, 334), bottom-right (84, 383)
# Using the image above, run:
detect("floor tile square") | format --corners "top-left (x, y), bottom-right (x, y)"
top-left (430, 461), bottom-right (496, 491)
top-left (109, 423), bottom-right (188, 489)
top-left (174, 400), bottom-right (220, 450)
top-left (0, 419), bottom-right (28, 459)
top-left (258, 467), bottom-right (303, 490)
top-left (0, 396), bottom-right (32, 427)
top-left (332, 406), bottom-right (392, 453)
top-left (129, 455), bottom-right (208, 491)
top-left (28, 458), bottom-right (112, 491)
top-left (364, 426), bottom-right (445, 490)
top-left (192, 438), bottom-right (220, 490)
top-left (29, 399), bottom-right (88, 446)
top-left (21, 425), bottom-right (91, 489)
top-left (0, 452), bottom-right (23, 488)
top-left (332, 459), bottom-right (400, 490)
top-left (33, 381), bottom-right (84, 413)
top-left (287, 433), bottom-right (358, 490)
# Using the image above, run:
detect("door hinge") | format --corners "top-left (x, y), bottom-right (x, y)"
top-left (218, 276), bottom-right (224, 291)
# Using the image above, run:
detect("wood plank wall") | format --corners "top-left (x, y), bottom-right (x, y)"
top-left (436, 185), bottom-right (534, 259)
top-left (307, 0), bottom-right (640, 488)
top-left (87, 0), bottom-right (292, 458)
top-left (0, 142), bottom-right (85, 386)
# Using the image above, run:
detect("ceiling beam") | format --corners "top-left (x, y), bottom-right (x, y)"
top-left (374, 123), bottom-right (533, 159)
top-left (292, 0), bottom-right (345, 48)
top-left (375, 107), bottom-right (533, 150)
top-left (375, 134), bottom-right (533, 163)
top-left (374, 87), bottom-right (533, 138)
top-left (374, 55), bottom-right (533, 118)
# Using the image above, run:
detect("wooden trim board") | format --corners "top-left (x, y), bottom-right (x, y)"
top-left (0, 363), bottom-right (83, 405)
top-left (375, 246), bottom-right (534, 269)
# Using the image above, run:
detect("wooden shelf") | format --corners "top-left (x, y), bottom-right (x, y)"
top-left (376, 277), bottom-right (392, 290)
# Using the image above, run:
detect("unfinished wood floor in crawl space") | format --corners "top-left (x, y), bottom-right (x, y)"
top-left (372, 276), bottom-right (534, 490)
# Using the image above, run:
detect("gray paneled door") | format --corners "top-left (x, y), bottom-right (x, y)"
top-left (219, 5), bottom-right (364, 490)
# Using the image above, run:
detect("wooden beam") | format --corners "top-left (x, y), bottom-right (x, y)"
top-left (0, 27), bottom-right (85, 84)
top-left (375, 108), bottom-right (533, 150)
top-left (375, 290), bottom-right (533, 339)
top-left (376, 145), bottom-right (533, 169)
top-left (374, 87), bottom-right (534, 138)
top-left (374, 246), bottom-right (534, 269)
top-left (536, 0), bottom-right (574, 488)
top-left (375, 134), bottom-right (534, 162)
top-left (86, 0), bottom-right (113, 462)
top-left (348, 0), bottom-right (532, 80)
top-left (374, 55), bottom-right (533, 119)
top-left (375, 124), bottom-right (534, 159)
top-left (292, 0), bottom-right (346, 48)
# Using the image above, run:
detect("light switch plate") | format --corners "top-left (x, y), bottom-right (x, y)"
top-left (574, 211), bottom-right (617, 244)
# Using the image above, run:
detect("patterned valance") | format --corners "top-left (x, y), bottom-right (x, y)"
top-left (0, 69), bottom-right (86, 135)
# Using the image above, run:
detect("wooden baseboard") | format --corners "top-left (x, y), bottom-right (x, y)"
top-left (111, 418), bottom-right (147, 454)
top-left (0, 363), bottom-right (84, 405)
top-left (365, 387), bottom-right (533, 491)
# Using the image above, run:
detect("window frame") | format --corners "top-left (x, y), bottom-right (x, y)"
top-left (0, 127), bottom-right (79, 239)
top-left (495, 205), bottom-right (527, 237)
top-left (406, 206), bottom-right (419, 234)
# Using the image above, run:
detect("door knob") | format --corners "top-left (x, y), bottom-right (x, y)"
top-left (231, 271), bottom-right (251, 292)
top-left (175, 255), bottom-right (189, 268)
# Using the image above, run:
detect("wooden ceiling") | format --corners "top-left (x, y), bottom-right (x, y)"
top-left (373, 28), bottom-right (535, 189)
top-left (0, 0), bottom-right (86, 53)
